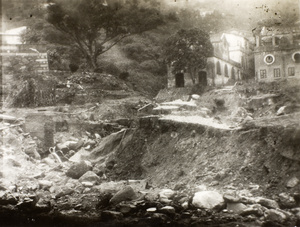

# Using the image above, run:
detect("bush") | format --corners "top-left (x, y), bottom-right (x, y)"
top-left (97, 60), bottom-right (121, 76)
top-left (69, 63), bottom-right (79, 73)
top-left (119, 72), bottom-right (130, 80)
top-left (122, 43), bottom-right (146, 62)
top-left (214, 98), bottom-right (225, 107)
top-left (126, 69), bottom-right (165, 97)
top-left (140, 60), bottom-right (160, 74)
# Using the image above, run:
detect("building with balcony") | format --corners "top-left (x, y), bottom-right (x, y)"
top-left (253, 26), bottom-right (300, 82)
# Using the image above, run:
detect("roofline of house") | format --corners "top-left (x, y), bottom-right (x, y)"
top-left (209, 55), bottom-right (241, 68)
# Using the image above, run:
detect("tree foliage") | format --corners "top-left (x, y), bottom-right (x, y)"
top-left (164, 28), bottom-right (213, 84)
top-left (23, 0), bottom-right (163, 70)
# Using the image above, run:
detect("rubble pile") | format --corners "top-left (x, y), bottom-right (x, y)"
top-left (1, 112), bottom-right (300, 226)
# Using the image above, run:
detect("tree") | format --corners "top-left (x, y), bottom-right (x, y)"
top-left (24, 0), bottom-right (163, 70)
top-left (163, 28), bottom-right (213, 84)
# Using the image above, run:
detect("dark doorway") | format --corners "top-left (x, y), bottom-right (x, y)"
top-left (175, 73), bottom-right (185, 87)
top-left (198, 71), bottom-right (207, 86)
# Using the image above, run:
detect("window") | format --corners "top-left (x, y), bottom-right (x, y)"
top-left (224, 64), bottom-right (228, 77)
top-left (292, 52), bottom-right (300, 63)
top-left (288, 67), bottom-right (295, 76)
top-left (264, 54), bottom-right (275, 65)
top-left (231, 67), bottom-right (235, 80)
top-left (260, 69), bottom-right (267, 79)
top-left (216, 61), bottom-right (221, 75)
top-left (274, 68), bottom-right (281, 78)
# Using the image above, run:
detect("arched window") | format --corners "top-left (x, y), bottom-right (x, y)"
top-left (224, 64), bottom-right (228, 77)
top-left (216, 61), bottom-right (221, 75)
top-left (231, 67), bottom-right (235, 80)
top-left (292, 52), bottom-right (300, 63)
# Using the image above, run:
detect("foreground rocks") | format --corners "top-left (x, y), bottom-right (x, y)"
top-left (1, 177), bottom-right (300, 227)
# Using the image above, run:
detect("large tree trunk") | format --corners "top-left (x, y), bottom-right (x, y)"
top-left (75, 44), bottom-right (98, 70)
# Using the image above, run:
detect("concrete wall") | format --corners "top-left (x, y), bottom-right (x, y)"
top-left (255, 49), bottom-right (300, 82)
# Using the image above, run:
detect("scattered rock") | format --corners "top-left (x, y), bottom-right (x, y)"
top-left (101, 210), bottom-right (123, 221)
top-left (192, 191), bottom-right (224, 209)
top-left (181, 201), bottom-right (189, 209)
top-left (34, 198), bottom-right (51, 213)
top-left (109, 186), bottom-right (138, 205)
top-left (160, 205), bottom-right (176, 214)
top-left (147, 207), bottom-right (157, 212)
top-left (286, 177), bottom-right (299, 188)
top-left (240, 205), bottom-right (264, 217)
top-left (159, 197), bottom-right (172, 204)
top-left (278, 192), bottom-right (297, 208)
top-left (118, 203), bottom-right (136, 214)
top-left (0, 192), bottom-right (18, 205)
top-left (144, 191), bottom-right (159, 202)
top-left (69, 140), bottom-right (84, 151)
top-left (159, 189), bottom-right (176, 199)
top-left (256, 197), bottom-right (279, 209)
top-left (190, 94), bottom-right (200, 100)
top-left (93, 163), bottom-right (106, 176)
top-left (209, 181), bottom-right (219, 186)
top-left (5, 158), bottom-right (21, 167)
top-left (226, 202), bottom-right (247, 214)
top-left (223, 193), bottom-right (240, 203)
top-left (0, 184), bottom-right (7, 191)
top-left (78, 171), bottom-right (101, 185)
top-left (174, 182), bottom-right (186, 191)
top-left (43, 157), bottom-right (56, 166)
top-left (81, 181), bottom-right (94, 187)
top-left (276, 106), bottom-right (286, 116)
top-left (16, 198), bottom-right (35, 210)
top-left (291, 207), bottom-right (300, 219)
top-left (66, 161), bottom-right (92, 179)
top-left (264, 209), bottom-right (287, 224)
top-left (55, 187), bottom-right (74, 199)
top-left (38, 180), bottom-right (53, 190)
top-left (33, 172), bottom-right (46, 179)
top-left (127, 180), bottom-right (147, 192)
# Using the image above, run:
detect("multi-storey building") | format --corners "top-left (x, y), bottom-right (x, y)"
top-left (167, 29), bottom-right (255, 88)
top-left (253, 26), bottom-right (300, 82)
top-left (206, 30), bottom-right (255, 86)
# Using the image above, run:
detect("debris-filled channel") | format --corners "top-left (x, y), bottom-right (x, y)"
top-left (1, 108), bottom-right (300, 227)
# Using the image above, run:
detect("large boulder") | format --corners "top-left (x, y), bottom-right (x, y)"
top-left (227, 202), bottom-right (247, 214)
top-left (192, 191), bottom-right (224, 209)
top-left (78, 171), bottom-right (101, 185)
top-left (159, 189), bottom-right (176, 204)
top-left (286, 177), bottom-right (299, 188)
top-left (278, 192), bottom-right (297, 208)
top-left (109, 186), bottom-right (138, 205)
top-left (66, 161), bottom-right (92, 179)
top-left (264, 209), bottom-right (288, 224)
top-left (256, 197), bottom-right (279, 209)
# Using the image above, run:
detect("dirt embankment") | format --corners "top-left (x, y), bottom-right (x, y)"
top-left (105, 116), bottom-right (300, 196)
